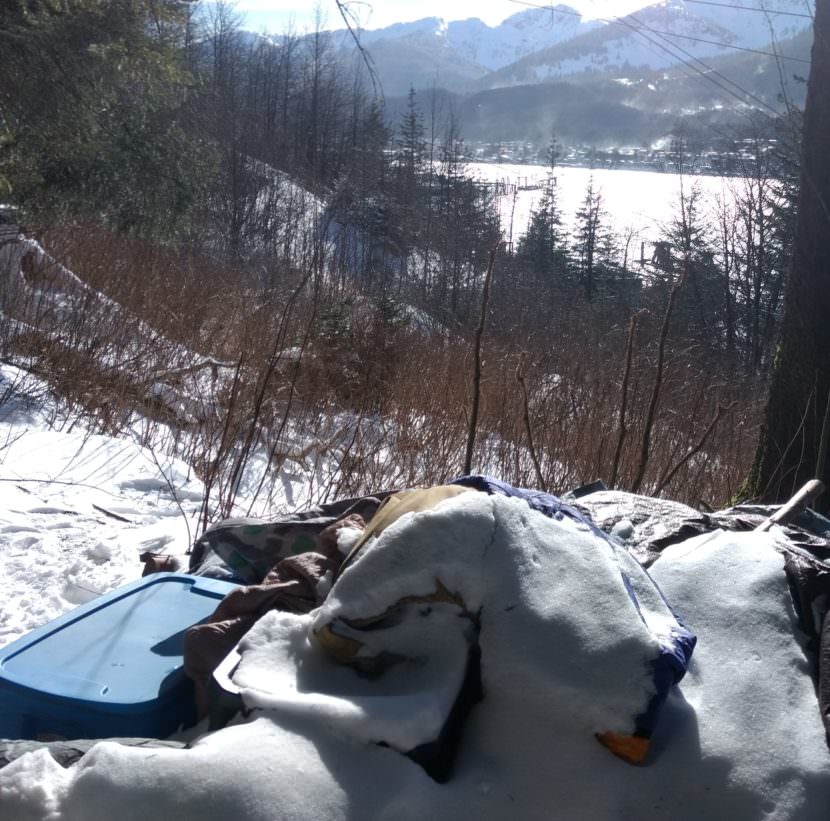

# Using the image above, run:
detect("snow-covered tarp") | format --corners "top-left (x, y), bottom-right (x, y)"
top-left (2, 483), bottom-right (829, 820)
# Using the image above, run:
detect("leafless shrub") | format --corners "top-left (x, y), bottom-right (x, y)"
top-left (1, 220), bottom-right (763, 528)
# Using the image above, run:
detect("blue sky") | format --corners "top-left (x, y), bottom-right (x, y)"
top-left (222, 1), bottom-right (655, 35)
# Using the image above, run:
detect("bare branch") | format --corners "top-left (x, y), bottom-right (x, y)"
top-left (334, 1), bottom-right (383, 99)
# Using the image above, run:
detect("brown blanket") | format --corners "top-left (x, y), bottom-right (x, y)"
top-left (184, 515), bottom-right (361, 715)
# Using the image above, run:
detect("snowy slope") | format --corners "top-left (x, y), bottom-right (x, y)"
top-left (0, 364), bottom-right (203, 647)
top-left (680, 0), bottom-right (813, 48)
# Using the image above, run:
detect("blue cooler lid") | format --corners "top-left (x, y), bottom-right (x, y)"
top-left (0, 574), bottom-right (237, 710)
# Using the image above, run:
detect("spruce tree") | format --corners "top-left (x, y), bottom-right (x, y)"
top-left (572, 178), bottom-right (609, 302)
top-left (517, 135), bottom-right (567, 294)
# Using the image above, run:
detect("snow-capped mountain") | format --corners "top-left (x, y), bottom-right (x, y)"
top-left (353, 7), bottom-right (598, 72)
top-left (327, 1), bottom-right (812, 94)
top-left (483, 0), bottom-right (812, 87)
top-left (327, 7), bottom-right (598, 93)
top-left (446, 7), bottom-right (600, 70)
top-left (481, 4), bottom-right (738, 87)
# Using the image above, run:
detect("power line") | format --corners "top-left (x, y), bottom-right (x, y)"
top-left (509, 0), bottom-right (801, 131)
top-left (512, 0), bottom-right (785, 117)
top-left (680, 0), bottom-right (813, 19)
top-left (637, 25), bottom-right (811, 62)
top-left (626, 9), bottom-right (786, 115)
top-left (617, 7), bottom-right (784, 115)
top-left (508, 0), bottom-right (809, 186)
top-left (508, 0), bottom-right (811, 63)
top-left (622, 7), bottom-right (809, 165)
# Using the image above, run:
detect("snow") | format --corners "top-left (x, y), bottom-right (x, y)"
top-left (325, 1), bottom-right (811, 79)
top-left (236, 608), bottom-right (471, 752)
top-left (1, 354), bottom-right (829, 818)
top-left (483, 1), bottom-right (812, 84)
top-left (344, 10), bottom-right (599, 72)
top-left (650, 530), bottom-right (830, 819)
top-left (312, 492), bottom-right (671, 738)
top-left (0, 363), bottom-right (203, 646)
top-left (468, 161), bottom-right (733, 243)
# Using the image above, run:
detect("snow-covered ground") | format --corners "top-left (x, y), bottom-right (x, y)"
top-left (0, 363), bottom-right (203, 647)
top-left (1, 241), bottom-right (829, 818)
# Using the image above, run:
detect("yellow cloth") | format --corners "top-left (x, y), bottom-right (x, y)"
top-left (318, 485), bottom-right (473, 669)
top-left (337, 485), bottom-right (472, 577)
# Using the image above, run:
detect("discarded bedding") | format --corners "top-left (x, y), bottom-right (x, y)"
top-left (232, 489), bottom-right (695, 766)
top-left (184, 515), bottom-right (364, 715)
top-left (189, 493), bottom-right (391, 584)
top-left (6, 526), bottom-right (830, 821)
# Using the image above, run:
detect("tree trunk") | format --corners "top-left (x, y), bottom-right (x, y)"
top-left (750, 1), bottom-right (830, 507)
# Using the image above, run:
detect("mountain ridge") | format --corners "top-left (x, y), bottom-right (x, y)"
top-left (321, 1), bottom-right (812, 95)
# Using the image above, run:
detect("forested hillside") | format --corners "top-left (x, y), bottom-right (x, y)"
top-left (0, 0), bottom-right (807, 511)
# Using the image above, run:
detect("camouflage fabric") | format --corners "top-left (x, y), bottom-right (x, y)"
top-left (190, 492), bottom-right (393, 584)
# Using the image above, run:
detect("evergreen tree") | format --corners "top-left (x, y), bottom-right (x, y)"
top-left (0, 0), bottom-right (205, 235)
top-left (396, 87), bottom-right (426, 181)
top-left (732, 152), bottom-right (787, 371)
top-left (661, 182), bottom-right (720, 343)
top-left (517, 135), bottom-right (568, 294)
top-left (390, 87), bottom-right (426, 279)
top-left (572, 178), bottom-right (609, 302)
top-left (517, 180), bottom-right (567, 289)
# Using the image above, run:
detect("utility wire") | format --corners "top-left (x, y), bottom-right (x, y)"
top-left (624, 3), bottom-right (813, 124)
top-left (680, 0), bottom-right (813, 19)
top-left (635, 26), bottom-right (810, 62)
top-left (601, 3), bottom-right (783, 119)
top-left (621, 8), bottom-right (809, 186)
top-left (618, 8), bottom-right (811, 192)
top-left (509, 0), bottom-right (794, 115)
top-left (508, 1), bottom-right (808, 197)
top-left (611, 4), bottom-right (785, 117)
top-left (508, 0), bottom-right (811, 63)
top-left (626, 10), bottom-right (787, 114)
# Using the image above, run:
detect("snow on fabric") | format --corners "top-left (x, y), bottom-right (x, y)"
top-left (234, 609), bottom-right (471, 752)
top-left (310, 492), bottom-right (681, 746)
top-left (1, 513), bottom-right (830, 818)
top-left (649, 530), bottom-right (830, 819)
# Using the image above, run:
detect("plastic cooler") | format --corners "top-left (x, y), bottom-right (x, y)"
top-left (0, 573), bottom-right (237, 741)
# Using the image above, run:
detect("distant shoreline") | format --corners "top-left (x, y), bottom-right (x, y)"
top-left (467, 138), bottom-right (782, 179)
